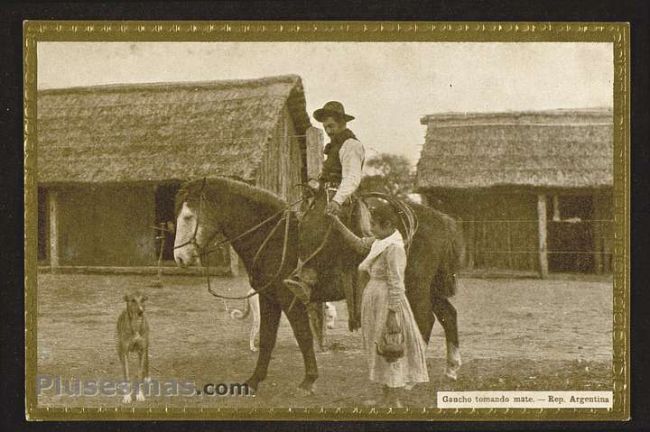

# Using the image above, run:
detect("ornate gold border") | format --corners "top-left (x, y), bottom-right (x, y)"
top-left (23, 20), bottom-right (630, 421)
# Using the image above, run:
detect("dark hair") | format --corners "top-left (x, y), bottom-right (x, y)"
top-left (322, 114), bottom-right (347, 126)
top-left (370, 204), bottom-right (399, 229)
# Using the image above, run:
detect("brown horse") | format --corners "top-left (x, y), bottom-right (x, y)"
top-left (296, 189), bottom-right (464, 379)
top-left (172, 178), bottom-right (462, 394)
top-left (173, 178), bottom-right (317, 393)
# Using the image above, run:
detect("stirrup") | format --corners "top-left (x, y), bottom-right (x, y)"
top-left (283, 277), bottom-right (312, 304)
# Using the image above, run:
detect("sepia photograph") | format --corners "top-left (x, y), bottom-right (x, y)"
top-left (24, 21), bottom-right (630, 421)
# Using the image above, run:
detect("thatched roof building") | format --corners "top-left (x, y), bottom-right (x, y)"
top-left (38, 74), bottom-right (311, 184)
top-left (416, 108), bottom-right (613, 192)
top-left (416, 108), bottom-right (613, 277)
top-left (37, 75), bottom-right (314, 270)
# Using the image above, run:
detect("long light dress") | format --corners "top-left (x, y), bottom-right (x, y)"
top-left (359, 239), bottom-right (430, 388)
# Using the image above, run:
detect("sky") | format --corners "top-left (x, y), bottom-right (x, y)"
top-left (38, 42), bottom-right (613, 165)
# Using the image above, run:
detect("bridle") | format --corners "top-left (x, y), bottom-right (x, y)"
top-left (173, 179), bottom-right (314, 301)
top-left (173, 182), bottom-right (293, 260)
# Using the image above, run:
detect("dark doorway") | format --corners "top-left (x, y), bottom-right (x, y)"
top-left (548, 194), bottom-right (595, 273)
top-left (155, 183), bottom-right (181, 261)
top-left (38, 188), bottom-right (48, 262)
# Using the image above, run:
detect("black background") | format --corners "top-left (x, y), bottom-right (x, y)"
top-left (1, 1), bottom-right (648, 431)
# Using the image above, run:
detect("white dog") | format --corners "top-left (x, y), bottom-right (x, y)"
top-left (230, 289), bottom-right (337, 351)
top-left (324, 302), bottom-right (338, 329)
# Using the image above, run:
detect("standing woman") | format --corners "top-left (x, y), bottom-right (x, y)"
top-left (329, 204), bottom-right (429, 407)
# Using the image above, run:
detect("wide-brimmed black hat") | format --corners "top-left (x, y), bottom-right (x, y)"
top-left (313, 101), bottom-right (355, 122)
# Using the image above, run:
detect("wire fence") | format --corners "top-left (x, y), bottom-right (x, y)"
top-left (456, 217), bottom-right (614, 273)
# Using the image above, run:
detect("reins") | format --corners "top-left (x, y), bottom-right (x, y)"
top-left (174, 182), bottom-right (417, 306)
top-left (175, 180), bottom-right (306, 301)
top-left (203, 209), bottom-right (293, 300)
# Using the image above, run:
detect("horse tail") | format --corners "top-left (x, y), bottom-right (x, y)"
top-left (434, 215), bottom-right (465, 298)
top-left (229, 298), bottom-right (251, 320)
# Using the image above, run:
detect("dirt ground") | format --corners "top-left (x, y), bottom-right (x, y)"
top-left (35, 273), bottom-right (613, 409)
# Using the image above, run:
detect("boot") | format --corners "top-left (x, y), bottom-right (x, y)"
top-left (283, 276), bottom-right (312, 304)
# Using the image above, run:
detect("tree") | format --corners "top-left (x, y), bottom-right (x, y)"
top-left (359, 153), bottom-right (415, 199)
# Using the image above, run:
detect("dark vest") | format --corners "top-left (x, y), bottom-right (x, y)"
top-left (320, 129), bottom-right (357, 184)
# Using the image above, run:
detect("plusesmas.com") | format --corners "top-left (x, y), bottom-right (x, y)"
top-left (36, 375), bottom-right (253, 397)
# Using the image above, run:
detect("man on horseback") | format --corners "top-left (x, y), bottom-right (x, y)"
top-left (313, 101), bottom-right (365, 218)
top-left (285, 101), bottom-right (369, 329)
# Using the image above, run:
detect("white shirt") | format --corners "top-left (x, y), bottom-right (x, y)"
top-left (332, 138), bottom-right (365, 204)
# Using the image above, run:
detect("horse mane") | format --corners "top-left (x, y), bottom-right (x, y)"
top-left (175, 177), bottom-right (288, 215)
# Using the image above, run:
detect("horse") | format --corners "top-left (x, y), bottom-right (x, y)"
top-left (296, 188), bottom-right (464, 379)
top-left (173, 177), bottom-right (322, 394)
top-left (172, 177), bottom-right (462, 394)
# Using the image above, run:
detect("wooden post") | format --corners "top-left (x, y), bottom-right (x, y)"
top-left (537, 193), bottom-right (549, 278)
top-left (592, 192), bottom-right (604, 274)
top-left (466, 200), bottom-right (476, 270)
top-left (551, 194), bottom-right (560, 221)
top-left (48, 190), bottom-right (60, 273)
top-left (229, 245), bottom-right (240, 277)
top-left (506, 220), bottom-right (514, 269)
top-left (306, 126), bottom-right (324, 180)
top-left (150, 222), bottom-right (166, 288)
top-left (281, 109), bottom-right (289, 200)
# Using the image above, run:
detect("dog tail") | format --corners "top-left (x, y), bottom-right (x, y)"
top-left (229, 298), bottom-right (251, 320)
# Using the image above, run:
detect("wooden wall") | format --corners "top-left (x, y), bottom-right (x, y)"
top-left (256, 104), bottom-right (305, 204)
top-left (592, 191), bottom-right (614, 273)
top-left (46, 184), bottom-right (157, 266)
top-left (423, 188), bottom-right (614, 275)
top-left (424, 191), bottom-right (540, 272)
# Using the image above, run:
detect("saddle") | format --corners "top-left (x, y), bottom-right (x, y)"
top-left (323, 184), bottom-right (373, 237)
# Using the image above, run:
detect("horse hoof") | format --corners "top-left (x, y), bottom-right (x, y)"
top-left (445, 361), bottom-right (461, 381)
top-left (244, 380), bottom-right (259, 395)
top-left (445, 347), bottom-right (462, 380)
top-left (296, 381), bottom-right (315, 396)
top-left (444, 369), bottom-right (458, 381)
top-left (296, 386), bottom-right (315, 396)
top-left (447, 347), bottom-right (462, 367)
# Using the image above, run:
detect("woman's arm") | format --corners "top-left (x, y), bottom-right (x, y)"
top-left (327, 214), bottom-right (374, 255)
top-left (385, 245), bottom-right (407, 312)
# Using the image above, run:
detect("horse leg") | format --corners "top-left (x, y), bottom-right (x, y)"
top-left (245, 294), bottom-right (282, 392)
top-left (431, 295), bottom-right (461, 380)
top-left (406, 274), bottom-right (436, 345)
top-left (283, 297), bottom-right (318, 395)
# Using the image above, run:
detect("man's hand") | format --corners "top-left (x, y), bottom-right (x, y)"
top-left (325, 212), bottom-right (339, 222)
top-left (325, 200), bottom-right (342, 217)
top-left (307, 179), bottom-right (320, 190)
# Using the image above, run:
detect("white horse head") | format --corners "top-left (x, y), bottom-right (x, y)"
top-left (173, 202), bottom-right (205, 267)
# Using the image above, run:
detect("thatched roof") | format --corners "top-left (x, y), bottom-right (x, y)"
top-left (416, 108), bottom-right (613, 191)
top-left (37, 75), bottom-right (311, 184)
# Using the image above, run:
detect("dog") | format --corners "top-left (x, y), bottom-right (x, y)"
top-left (230, 289), bottom-right (337, 352)
top-left (116, 291), bottom-right (150, 403)
top-left (324, 302), bottom-right (338, 329)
